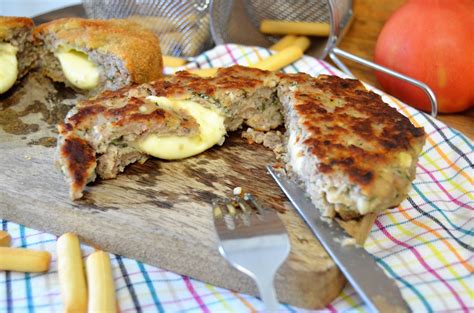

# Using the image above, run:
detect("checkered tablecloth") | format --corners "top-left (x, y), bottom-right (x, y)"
top-left (1, 44), bottom-right (473, 312)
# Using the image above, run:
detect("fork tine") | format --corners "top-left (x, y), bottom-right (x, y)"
top-left (243, 193), bottom-right (265, 215)
top-left (232, 197), bottom-right (255, 229)
top-left (224, 199), bottom-right (237, 216)
top-left (233, 196), bottom-right (251, 214)
top-left (213, 198), bottom-right (236, 230)
top-left (212, 198), bottom-right (224, 219)
top-left (214, 197), bottom-right (250, 230)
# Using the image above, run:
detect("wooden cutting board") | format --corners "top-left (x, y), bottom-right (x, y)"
top-left (0, 73), bottom-right (376, 309)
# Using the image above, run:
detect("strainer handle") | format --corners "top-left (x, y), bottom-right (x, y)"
top-left (329, 48), bottom-right (438, 118)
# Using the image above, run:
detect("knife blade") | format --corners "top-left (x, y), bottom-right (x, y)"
top-left (267, 166), bottom-right (410, 313)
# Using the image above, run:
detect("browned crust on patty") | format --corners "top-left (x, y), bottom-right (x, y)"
top-left (59, 96), bottom-right (195, 136)
top-left (58, 65), bottom-right (425, 212)
top-left (58, 88), bottom-right (200, 199)
top-left (80, 65), bottom-right (275, 106)
top-left (280, 73), bottom-right (425, 194)
top-left (33, 18), bottom-right (163, 84)
top-left (162, 68), bottom-right (264, 96)
top-left (59, 136), bottom-right (97, 199)
top-left (0, 16), bottom-right (34, 39)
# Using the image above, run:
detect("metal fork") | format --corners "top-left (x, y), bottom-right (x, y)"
top-left (213, 193), bottom-right (291, 312)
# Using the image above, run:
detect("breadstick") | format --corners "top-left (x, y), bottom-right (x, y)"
top-left (0, 231), bottom-right (11, 247)
top-left (86, 251), bottom-right (116, 313)
top-left (292, 36), bottom-right (311, 53)
top-left (187, 46), bottom-right (303, 77)
top-left (269, 35), bottom-right (298, 51)
top-left (251, 46), bottom-right (303, 71)
top-left (187, 44), bottom-right (303, 77)
top-left (260, 19), bottom-right (330, 37)
top-left (163, 55), bottom-right (188, 67)
top-left (0, 247), bottom-right (51, 272)
top-left (57, 233), bottom-right (87, 313)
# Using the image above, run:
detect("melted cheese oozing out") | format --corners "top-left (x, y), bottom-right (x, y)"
top-left (54, 46), bottom-right (100, 90)
top-left (398, 152), bottom-right (412, 168)
top-left (0, 43), bottom-right (19, 94)
top-left (137, 96), bottom-right (226, 160)
top-left (288, 129), bottom-right (305, 173)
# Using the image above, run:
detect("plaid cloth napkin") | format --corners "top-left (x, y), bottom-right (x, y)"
top-left (1, 44), bottom-right (472, 312)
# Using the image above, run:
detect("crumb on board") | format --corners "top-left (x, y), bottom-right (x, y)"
top-left (233, 186), bottom-right (242, 195)
top-left (241, 128), bottom-right (285, 154)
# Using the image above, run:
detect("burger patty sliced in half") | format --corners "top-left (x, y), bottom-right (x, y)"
top-left (58, 65), bottom-right (426, 222)
top-left (278, 72), bottom-right (426, 220)
top-left (58, 88), bottom-right (200, 200)
top-left (0, 16), bottom-right (36, 94)
top-left (58, 66), bottom-right (282, 199)
top-left (33, 18), bottom-right (163, 95)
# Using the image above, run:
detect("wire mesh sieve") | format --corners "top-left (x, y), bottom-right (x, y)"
top-left (81, 0), bottom-right (213, 57)
top-left (210, 0), bottom-right (437, 116)
top-left (210, 0), bottom-right (353, 58)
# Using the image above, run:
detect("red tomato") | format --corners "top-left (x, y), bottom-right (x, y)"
top-left (374, 0), bottom-right (474, 113)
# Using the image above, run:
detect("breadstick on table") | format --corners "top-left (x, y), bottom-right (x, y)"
top-left (251, 46), bottom-right (303, 71)
top-left (269, 35), bottom-right (298, 51)
top-left (187, 43), bottom-right (304, 77)
top-left (0, 231), bottom-right (11, 247)
top-left (86, 250), bottom-right (117, 313)
top-left (291, 36), bottom-right (311, 53)
top-left (163, 55), bottom-right (188, 67)
top-left (188, 45), bottom-right (303, 77)
top-left (57, 233), bottom-right (87, 313)
top-left (260, 19), bottom-right (330, 37)
top-left (0, 247), bottom-right (51, 272)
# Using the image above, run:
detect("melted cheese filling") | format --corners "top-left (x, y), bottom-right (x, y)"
top-left (137, 96), bottom-right (226, 160)
top-left (398, 152), bottom-right (412, 168)
top-left (55, 46), bottom-right (100, 90)
top-left (0, 43), bottom-right (19, 94)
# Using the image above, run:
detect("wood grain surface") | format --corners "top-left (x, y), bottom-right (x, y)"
top-left (334, 0), bottom-right (473, 139)
top-left (0, 73), bottom-right (376, 309)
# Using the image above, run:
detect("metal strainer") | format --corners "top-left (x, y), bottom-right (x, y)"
top-left (210, 0), bottom-right (437, 116)
top-left (211, 0), bottom-right (347, 58)
top-left (82, 0), bottom-right (214, 57)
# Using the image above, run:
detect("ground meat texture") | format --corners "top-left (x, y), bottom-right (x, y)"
top-left (0, 17), bottom-right (37, 84)
top-left (57, 65), bottom-right (426, 222)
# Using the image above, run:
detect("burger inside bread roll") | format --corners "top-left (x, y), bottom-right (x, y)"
top-left (33, 18), bottom-right (163, 95)
top-left (0, 16), bottom-right (36, 94)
